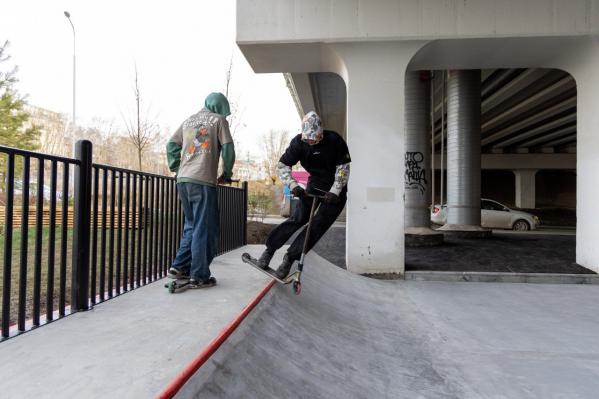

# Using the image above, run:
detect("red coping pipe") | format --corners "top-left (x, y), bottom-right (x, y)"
top-left (156, 280), bottom-right (276, 399)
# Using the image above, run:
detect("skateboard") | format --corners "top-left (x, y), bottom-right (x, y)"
top-left (164, 278), bottom-right (217, 293)
top-left (165, 278), bottom-right (191, 294)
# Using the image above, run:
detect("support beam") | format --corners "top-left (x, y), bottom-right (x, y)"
top-left (288, 73), bottom-right (316, 116)
top-left (434, 153), bottom-right (576, 170)
top-left (483, 99), bottom-right (576, 148)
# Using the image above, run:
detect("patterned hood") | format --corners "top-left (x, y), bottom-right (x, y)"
top-left (301, 111), bottom-right (324, 142)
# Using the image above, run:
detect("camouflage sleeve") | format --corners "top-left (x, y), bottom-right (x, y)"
top-left (277, 162), bottom-right (298, 189)
top-left (329, 163), bottom-right (350, 196)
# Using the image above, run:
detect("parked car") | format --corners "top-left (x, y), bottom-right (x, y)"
top-left (431, 199), bottom-right (540, 231)
top-left (13, 180), bottom-right (63, 201)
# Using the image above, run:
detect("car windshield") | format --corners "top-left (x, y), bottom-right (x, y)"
top-left (481, 200), bottom-right (505, 211)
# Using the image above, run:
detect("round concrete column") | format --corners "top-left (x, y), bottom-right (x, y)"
top-left (440, 70), bottom-right (490, 237)
top-left (404, 71), bottom-right (443, 246)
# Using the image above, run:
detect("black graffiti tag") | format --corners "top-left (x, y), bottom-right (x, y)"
top-left (405, 151), bottom-right (427, 195)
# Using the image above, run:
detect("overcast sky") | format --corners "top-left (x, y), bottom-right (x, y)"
top-left (0, 0), bottom-right (300, 158)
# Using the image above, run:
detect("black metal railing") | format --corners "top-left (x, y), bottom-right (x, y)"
top-left (218, 183), bottom-right (247, 255)
top-left (0, 140), bottom-right (247, 340)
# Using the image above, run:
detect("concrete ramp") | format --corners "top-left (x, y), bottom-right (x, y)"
top-left (174, 252), bottom-right (599, 398)
top-left (176, 253), bottom-right (458, 398)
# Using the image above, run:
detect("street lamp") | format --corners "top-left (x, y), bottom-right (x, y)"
top-left (64, 11), bottom-right (76, 125)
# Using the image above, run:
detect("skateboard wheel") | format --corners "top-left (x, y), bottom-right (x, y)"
top-left (168, 282), bottom-right (175, 294)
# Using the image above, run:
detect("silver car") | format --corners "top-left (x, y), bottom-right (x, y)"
top-left (430, 199), bottom-right (540, 231)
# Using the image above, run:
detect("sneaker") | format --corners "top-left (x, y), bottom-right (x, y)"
top-left (167, 267), bottom-right (189, 279)
top-left (274, 254), bottom-right (294, 280)
top-left (257, 250), bottom-right (274, 270)
top-left (188, 277), bottom-right (217, 289)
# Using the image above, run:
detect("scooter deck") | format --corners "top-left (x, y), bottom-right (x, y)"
top-left (241, 253), bottom-right (295, 285)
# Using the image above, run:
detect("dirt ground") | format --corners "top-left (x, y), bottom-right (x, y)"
top-left (247, 221), bottom-right (274, 245)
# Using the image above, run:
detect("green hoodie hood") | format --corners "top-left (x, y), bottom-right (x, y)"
top-left (204, 92), bottom-right (231, 117)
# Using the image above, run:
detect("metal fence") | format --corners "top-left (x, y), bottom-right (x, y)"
top-left (0, 140), bottom-right (247, 340)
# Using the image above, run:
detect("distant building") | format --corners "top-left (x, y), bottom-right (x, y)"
top-left (234, 159), bottom-right (267, 181)
top-left (22, 104), bottom-right (73, 157)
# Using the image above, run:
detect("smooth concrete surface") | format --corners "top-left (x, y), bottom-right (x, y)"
top-left (0, 246), bottom-right (275, 399)
top-left (237, 0), bottom-right (599, 44)
top-left (177, 252), bottom-right (599, 398)
top-left (515, 169), bottom-right (537, 209)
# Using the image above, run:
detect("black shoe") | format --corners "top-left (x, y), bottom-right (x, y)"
top-left (257, 250), bottom-right (274, 270)
top-left (274, 254), bottom-right (294, 280)
top-left (188, 277), bottom-right (217, 289)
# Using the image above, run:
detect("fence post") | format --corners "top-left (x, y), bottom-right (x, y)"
top-left (242, 181), bottom-right (248, 245)
top-left (72, 140), bottom-right (93, 311)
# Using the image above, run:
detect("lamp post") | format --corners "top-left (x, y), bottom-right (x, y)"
top-left (64, 11), bottom-right (76, 125)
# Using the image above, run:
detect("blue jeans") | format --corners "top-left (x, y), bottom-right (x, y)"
top-left (171, 183), bottom-right (219, 281)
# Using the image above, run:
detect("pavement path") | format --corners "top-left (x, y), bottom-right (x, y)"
top-left (0, 246), bottom-right (275, 398)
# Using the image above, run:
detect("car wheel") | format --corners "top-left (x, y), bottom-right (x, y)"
top-left (512, 220), bottom-right (530, 231)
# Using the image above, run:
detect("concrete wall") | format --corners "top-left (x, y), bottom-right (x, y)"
top-left (536, 170), bottom-right (577, 208)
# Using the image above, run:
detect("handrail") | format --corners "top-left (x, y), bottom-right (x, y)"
top-left (0, 144), bottom-right (80, 165)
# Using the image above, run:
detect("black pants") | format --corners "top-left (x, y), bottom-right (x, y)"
top-left (265, 195), bottom-right (346, 260)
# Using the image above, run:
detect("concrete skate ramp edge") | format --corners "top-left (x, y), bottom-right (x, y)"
top-left (172, 253), bottom-right (465, 399)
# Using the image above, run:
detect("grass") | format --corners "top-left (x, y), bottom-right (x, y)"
top-left (0, 227), bottom-right (73, 327)
top-left (0, 223), bottom-right (175, 328)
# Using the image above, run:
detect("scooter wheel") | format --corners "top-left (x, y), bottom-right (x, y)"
top-left (293, 281), bottom-right (301, 295)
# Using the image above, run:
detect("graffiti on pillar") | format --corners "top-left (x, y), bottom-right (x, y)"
top-left (405, 151), bottom-right (427, 195)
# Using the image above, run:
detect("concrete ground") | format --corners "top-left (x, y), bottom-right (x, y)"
top-left (177, 252), bottom-right (599, 399)
top-left (0, 246), bottom-right (275, 399)
top-left (312, 226), bottom-right (593, 274)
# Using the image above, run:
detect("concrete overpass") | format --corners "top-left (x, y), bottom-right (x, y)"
top-left (236, 0), bottom-right (599, 274)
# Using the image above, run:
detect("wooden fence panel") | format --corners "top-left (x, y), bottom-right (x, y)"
top-left (0, 207), bottom-right (145, 229)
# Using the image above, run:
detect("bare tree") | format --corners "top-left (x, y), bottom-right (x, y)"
top-left (224, 53), bottom-right (233, 99)
top-left (123, 66), bottom-right (159, 171)
top-left (223, 52), bottom-right (246, 140)
top-left (261, 129), bottom-right (290, 184)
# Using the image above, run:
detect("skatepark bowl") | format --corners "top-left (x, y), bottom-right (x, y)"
top-left (165, 251), bottom-right (599, 399)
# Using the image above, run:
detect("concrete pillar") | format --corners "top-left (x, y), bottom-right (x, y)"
top-left (514, 169), bottom-right (537, 209)
top-left (330, 42), bottom-right (425, 275)
top-left (440, 70), bottom-right (489, 236)
top-left (404, 71), bottom-right (432, 228)
top-left (404, 71), bottom-right (444, 246)
top-left (567, 39), bottom-right (599, 273)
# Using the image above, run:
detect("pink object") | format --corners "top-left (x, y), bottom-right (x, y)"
top-left (291, 171), bottom-right (310, 187)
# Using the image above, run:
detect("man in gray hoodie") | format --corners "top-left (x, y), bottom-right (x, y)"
top-left (165, 92), bottom-right (235, 288)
